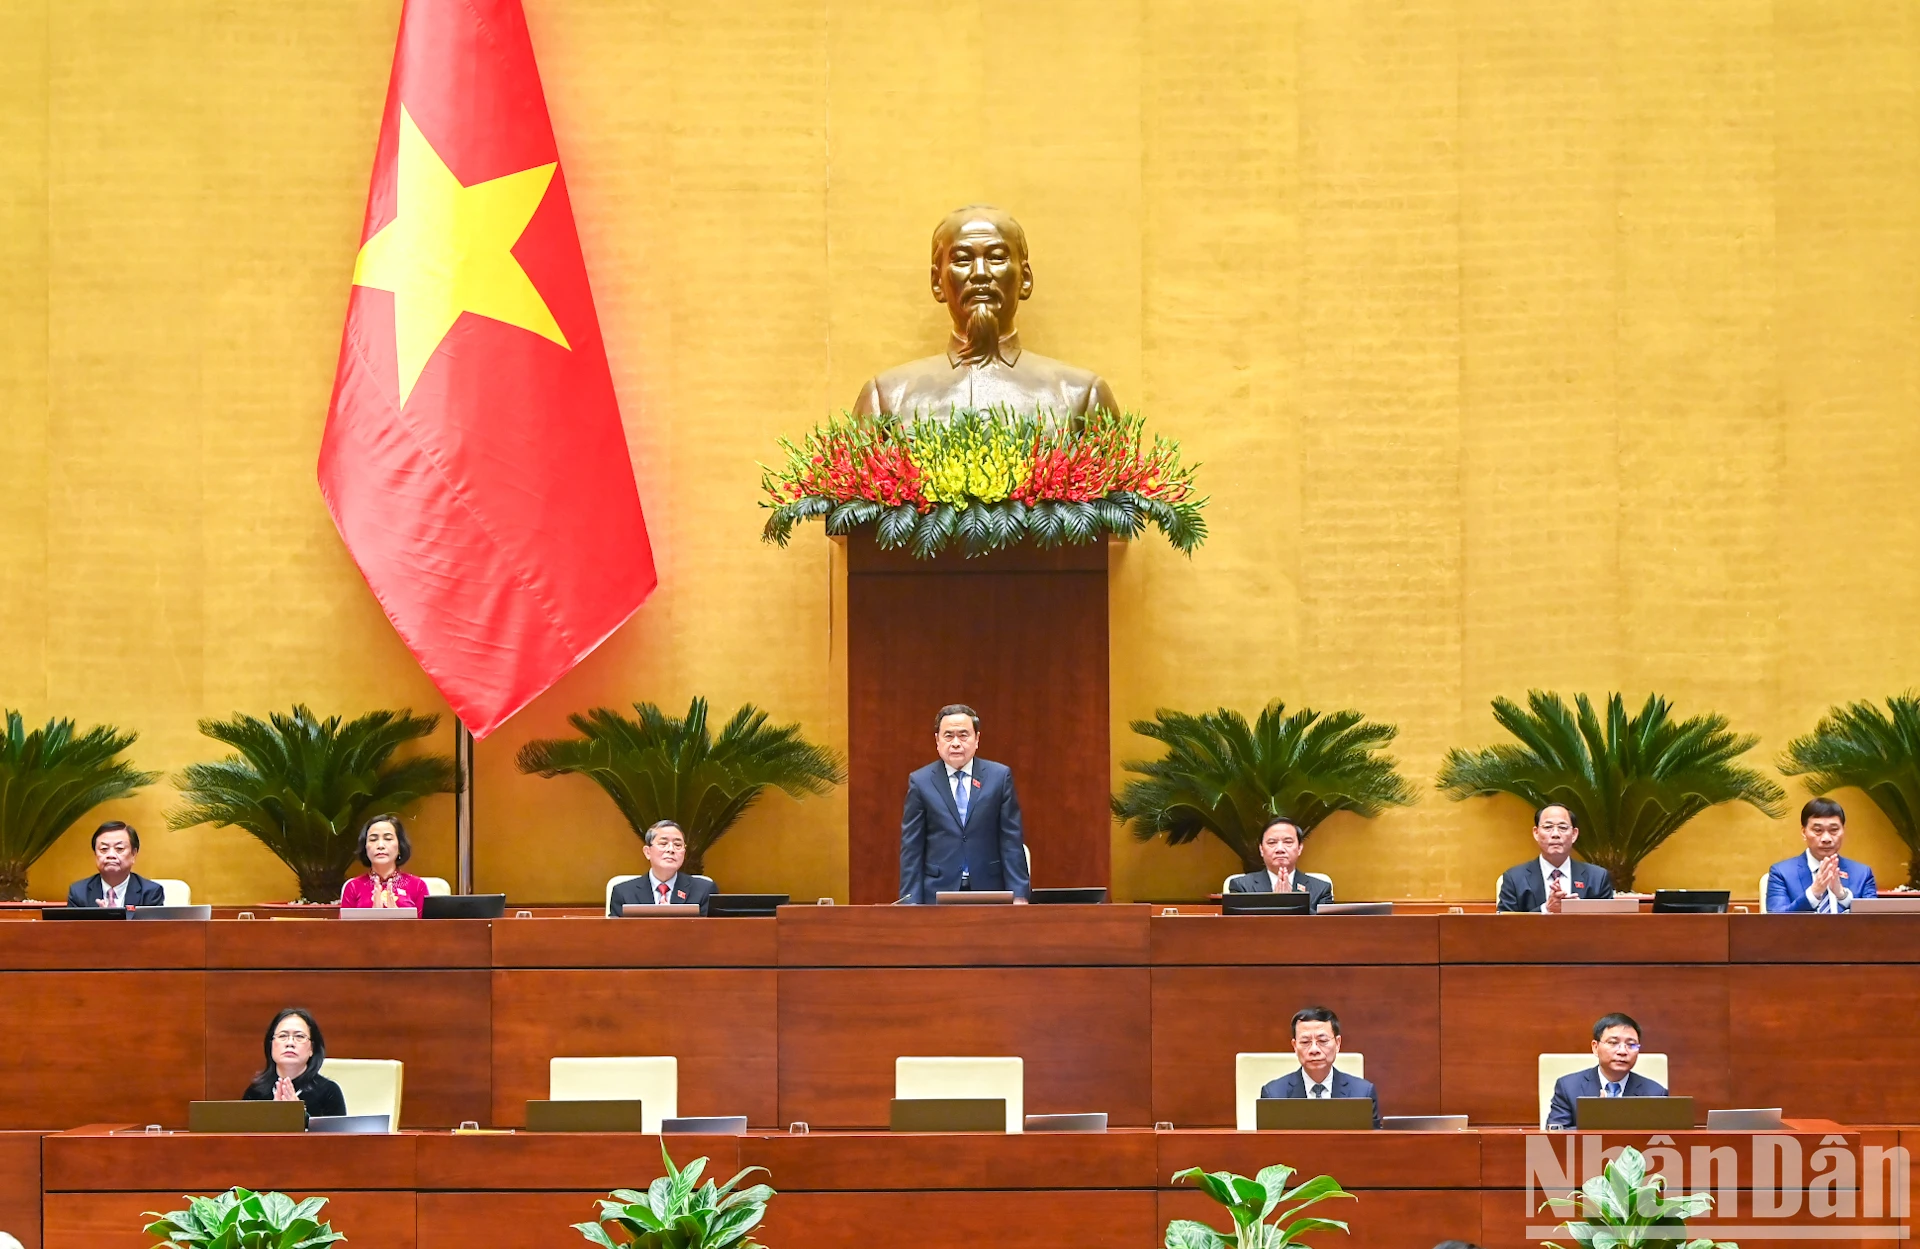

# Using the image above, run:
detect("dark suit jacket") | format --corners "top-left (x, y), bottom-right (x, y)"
top-left (1225, 870), bottom-right (1335, 913)
top-left (608, 873), bottom-right (717, 916)
top-left (899, 758), bottom-right (1029, 905)
top-left (1497, 859), bottom-right (1613, 912)
top-left (1545, 1066), bottom-right (1667, 1128)
top-left (1259, 1067), bottom-right (1381, 1129)
top-left (67, 872), bottom-right (168, 908)
top-left (1765, 853), bottom-right (1878, 913)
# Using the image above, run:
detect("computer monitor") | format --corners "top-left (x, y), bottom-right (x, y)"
top-left (1254, 1098), bottom-right (1374, 1129)
top-left (888, 1098), bottom-right (1006, 1132)
top-left (1575, 1096), bottom-right (1695, 1130)
top-left (40, 906), bottom-right (127, 920)
top-left (659, 1115), bottom-right (749, 1134)
top-left (422, 894), bottom-right (506, 919)
top-left (188, 1100), bottom-right (308, 1133)
top-left (1651, 890), bottom-right (1729, 914)
top-left (338, 907), bottom-right (416, 921)
top-left (1316, 901), bottom-right (1392, 915)
top-left (128, 905), bottom-right (213, 921)
top-left (935, 891), bottom-right (1014, 905)
top-left (1222, 892), bottom-right (1311, 916)
top-left (307, 1114), bottom-right (391, 1134)
top-left (705, 894), bottom-right (789, 917)
top-left (525, 1100), bottom-right (646, 1131)
top-left (1030, 887), bottom-right (1108, 905)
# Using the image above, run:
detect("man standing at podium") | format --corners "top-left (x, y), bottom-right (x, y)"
top-left (899, 704), bottom-right (1030, 904)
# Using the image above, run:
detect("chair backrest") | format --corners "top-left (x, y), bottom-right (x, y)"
top-left (1233, 1052), bottom-right (1366, 1131)
top-left (550, 1056), bottom-right (678, 1132)
top-left (1496, 874), bottom-right (1505, 907)
top-left (422, 877), bottom-right (452, 897)
top-left (1759, 871), bottom-right (1773, 911)
top-left (324, 1058), bottom-right (404, 1129)
top-left (1219, 871), bottom-right (1332, 895)
top-left (154, 879), bottom-right (192, 907)
top-left (605, 875), bottom-right (643, 914)
top-left (1537, 1052), bottom-right (1669, 1128)
top-left (895, 1056), bottom-right (1023, 1133)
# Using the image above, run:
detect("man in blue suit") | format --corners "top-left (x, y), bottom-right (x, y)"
top-left (899, 704), bottom-right (1030, 905)
top-left (1259, 1006), bottom-right (1380, 1128)
top-left (1545, 1012), bottom-right (1667, 1128)
top-left (1766, 796), bottom-right (1878, 914)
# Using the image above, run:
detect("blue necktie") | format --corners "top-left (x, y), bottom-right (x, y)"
top-left (1607, 1081), bottom-right (1622, 1097)
top-left (953, 770), bottom-right (970, 822)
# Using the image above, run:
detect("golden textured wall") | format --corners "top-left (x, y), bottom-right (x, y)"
top-left (6, 0), bottom-right (1917, 904)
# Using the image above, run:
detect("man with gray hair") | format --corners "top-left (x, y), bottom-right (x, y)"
top-left (607, 819), bottom-right (716, 914)
top-left (898, 703), bottom-right (1030, 904)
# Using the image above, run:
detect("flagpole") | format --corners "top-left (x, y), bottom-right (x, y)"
top-left (455, 719), bottom-right (475, 895)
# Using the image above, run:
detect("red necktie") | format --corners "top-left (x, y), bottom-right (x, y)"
top-left (657, 881), bottom-right (670, 904)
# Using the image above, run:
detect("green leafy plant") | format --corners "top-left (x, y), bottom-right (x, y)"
top-left (1112, 703), bottom-right (1418, 872)
top-left (144, 1187), bottom-right (345, 1249)
top-left (1542, 1145), bottom-right (1734, 1248)
top-left (0, 710), bottom-right (157, 901)
top-left (1780, 694), bottom-right (1920, 887)
top-left (518, 697), bottom-right (844, 876)
top-left (1166, 1161), bottom-right (1353, 1249)
top-left (1437, 691), bottom-right (1785, 891)
top-left (168, 706), bottom-right (455, 902)
top-left (573, 1143), bottom-right (775, 1249)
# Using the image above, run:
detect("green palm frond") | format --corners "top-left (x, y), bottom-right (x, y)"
top-left (517, 698), bottom-right (845, 875)
top-left (168, 706), bottom-right (455, 902)
top-left (1437, 691), bottom-right (1785, 891)
top-left (1112, 702), bottom-right (1419, 872)
top-left (1780, 693), bottom-right (1920, 886)
top-left (0, 711), bottom-right (158, 901)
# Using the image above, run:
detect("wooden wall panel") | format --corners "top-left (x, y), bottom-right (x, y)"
top-left (0, 972), bottom-right (205, 1129)
top-left (1730, 964), bottom-right (1920, 1122)
top-left (845, 538), bottom-right (1111, 904)
top-left (205, 920), bottom-right (489, 970)
top-left (1151, 966), bottom-right (1441, 1127)
top-left (778, 967), bottom-right (1151, 1127)
top-left (1440, 966), bottom-right (1729, 1125)
top-left (203, 972), bottom-right (490, 1128)
top-left (763, 1191), bottom-right (1156, 1249)
top-left (415, 1192), bottom-right (595, 1249)
top-left (43, 1192), bottom-right (414, 1249)
top-left (490, 969), bottom-right (778, 1127)
top-left (777, 903), bottom-right (1149, 966)
top-left (0, 1133), bottom-right (42, 1249)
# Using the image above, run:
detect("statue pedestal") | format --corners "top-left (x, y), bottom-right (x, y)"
top-left (844, 535), bottom-right (1111, 903)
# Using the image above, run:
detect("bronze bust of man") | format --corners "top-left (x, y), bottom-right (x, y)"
top-left (853, 205), bottom-right (1118, 423)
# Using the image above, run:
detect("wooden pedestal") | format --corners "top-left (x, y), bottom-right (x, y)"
top-left (844, 536), bottom-right (1111, 903)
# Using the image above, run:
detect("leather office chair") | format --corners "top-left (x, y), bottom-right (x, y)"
top-left (1537, 1052), bottom-right (1668, 1128)
top-left (551, 1056), bottom-right (678, 1132)
top-left (324, 1058), bottom-right (404, 1129)
top-left (1234, 1051), bottom-right (1365, 1131)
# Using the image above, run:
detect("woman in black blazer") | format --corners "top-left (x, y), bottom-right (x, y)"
top-left (241, 1007), bottom-right (346, 1118)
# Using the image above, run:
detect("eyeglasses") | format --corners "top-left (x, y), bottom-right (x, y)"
top-left (651, 839), bottom-right (686, 850)
top-left (1295, 1037), bottom-right (1337, 1051)
top-left (273, 1031), bottom-right (311, 1043)
top-left (1597, 1038), bottom-right (1642, 1051)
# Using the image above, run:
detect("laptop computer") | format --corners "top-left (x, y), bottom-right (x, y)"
top-left (1382, 1114), bottom-right (1469, 1131)
top-left (1705, 1107), bottom-right (1783, 1130)
top-left (1222, 893), bottom-right (1311, 916)
top-left (525, 1099), bottom-right (647, 1131)
top-left (1575, 1096), bottom-right (1695, 1130)
top-left (1255, 1098), bottom-right (1374, 1129)
top-left (1317, 902), bottom-right (1392, 916)
top-left (188, 1100), bottom-right (308, 1133)
top-left (40, 906), bottom-right (127, 920)
top-left (704, 894), bottom-right (789, 917)
top-left (935, 891), bottom-right (1014, 905)
top-left (1560, 897), bottom-right (1640, 914)
top-left (659, 1115), bottom-right (749, 1134)
top-left (422, 894), bottom-right (506, 919)
top-left (888, 1098), bottom-right (1006, 1131)
top-left (1852, 896), bottom-right (1920, 914)
top-left (307, 1114), bottom-right (391, 1134)
top-left (1030, 887), bottom-right (1108, 905)
top-left (338, 907), bottom-right (417, 921)
top-left (1651, 890), bottom-right (1728, 914)
top-left (128, 905), bottom-right (213, 920)
top-left (1024, 1112), bottom-right (1107, 1132)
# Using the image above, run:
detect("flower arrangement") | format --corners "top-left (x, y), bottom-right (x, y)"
top-left (760, 408), bottom-right (1206, 558)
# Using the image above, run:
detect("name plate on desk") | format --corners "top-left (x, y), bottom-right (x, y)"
top-left (889, 1097), bottom-right (1006, 1132)
top-left (1560, 898), bottom-right (1639, 914)
top-left (935, 891), bottom-right (1014, 906)
top-left (1255, 1097), bottom-right (1373, 1130)
top-left (622, 904), bottom-right (703, 917)
top-left (1575, 1096), bottom-right (1694, 1130)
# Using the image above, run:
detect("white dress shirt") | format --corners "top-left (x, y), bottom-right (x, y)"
top-left (1804, 850), bottom-right (1855, 913)
top-left (1267, 868), bottom-right (1297, 892)
top-left (1538, 856), bottom-right (1577, 912)
top-left (1302, 1070), bottom-right (1335, 1098)
top-left (646, 871), bottom-right (677, 904)
top-left (100, 877), bottom-right (129, 907)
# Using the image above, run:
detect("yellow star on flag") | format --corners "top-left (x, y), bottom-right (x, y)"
top-left (353, 105), bottom-right (570, 405)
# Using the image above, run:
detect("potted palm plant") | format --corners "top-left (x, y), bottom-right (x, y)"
top-left (1779, 694), bottom-right (1920, 887)
top-left (1437, 691), bottom-right (1784, 892)
top-left (168, 706), bottom-right (455, 902)
top-left (517, 697), bottom-right (845, 876)
top-left (144, 1188), bottom-right (345, 1249)
top-left (574, 1143), bottom-right (774, 1249)
top-left (1111, 702), bottom-right (1418, 872)
top-left (1541, 1145), bottom-right (1734, 1248)
top-left (1166, 1161), bottom-right (1353, 1249)
top-left (0, 710), bottom-right (157, 902)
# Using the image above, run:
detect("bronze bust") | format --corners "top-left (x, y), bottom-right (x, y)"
top-left (853, 205), bottom-right (1118, 423)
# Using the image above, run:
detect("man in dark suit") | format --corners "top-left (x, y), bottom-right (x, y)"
top-left (1766, 796), bottom-right (1878, 914)
top-left (1545, 1011), bottom-right (1668, 1128)
top-left (1496, 804), bottom-right (1614, 912)
top-left (899, 704), bottom-right (1029, 905)
top-left (1226, 816), bottom-right (1334, 911)
top-left (67, 821), bottom-right (167, 908)
top-left (608, 820), bottom-right (717, 915)
top-left (1259, 1006), bottom-right (1380, 1128)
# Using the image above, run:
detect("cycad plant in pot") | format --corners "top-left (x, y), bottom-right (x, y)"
top-left (574, 1143), bottom-right (774, 1249)
top-left (1437, 691), bottom-right (1784, 892)
top-left (1166, 1161), bottom-right (1353, 1249)
top-left (518, 697), bottom-right (845, 876)
top-left (1112, 702), bottom-right (1418, 873)
top-left (144, 1187), bottom-right (345, 1249)
top-left (168, 706), bottom-right (455, 902)
top-left (0, 710), bottom-right (157, 901)
top-left (1779, 693), bottom-right (1920, 887)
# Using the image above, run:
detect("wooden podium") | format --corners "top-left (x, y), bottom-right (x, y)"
top-left (844, 535), bottom-right (1111, 903)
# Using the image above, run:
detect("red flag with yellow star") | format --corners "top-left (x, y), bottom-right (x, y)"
top-left (319, 0), bottom-right (654, 737)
